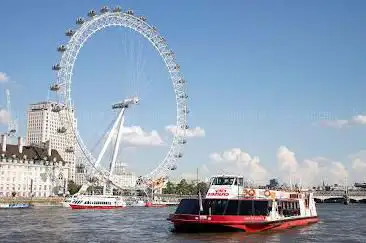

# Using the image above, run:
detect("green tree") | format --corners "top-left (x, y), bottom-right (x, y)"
top-left (196, 182), bottom-right (209, 195)
top-left (68, 180), bottom-right (82, 195)
top-left (161, 180), bottom-right (210, 195)
top-left (163, 181), bottom-right (176, 194)
top-left (176, 179), bottom-right (190, 195)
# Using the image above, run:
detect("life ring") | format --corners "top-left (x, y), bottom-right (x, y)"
top-left (264, 190), bottom-right (271, 197)
top-left (247, 189), bottom-right (255, 197)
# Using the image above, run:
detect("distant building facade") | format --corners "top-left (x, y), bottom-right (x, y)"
top-left (25, 101), bottom-right (77, 181)
top-left (113, 163), bottom-right (136, 188)
top-left (75, 163), bottom-right (88, 186)
top-left (0, 135), bottom-right (68, 197)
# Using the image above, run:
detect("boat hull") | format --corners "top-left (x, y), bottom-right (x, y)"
top-left (70, 204), bottom-right (125, 210)
top-left (169, 214), bottom-right (319, 233)
top-left (145, 202), bottom-right (168, 207)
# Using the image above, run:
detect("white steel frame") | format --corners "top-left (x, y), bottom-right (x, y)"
top-left (50, 8), bottom-right (188, 190)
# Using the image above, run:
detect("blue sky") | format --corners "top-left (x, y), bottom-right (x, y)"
top-left (1, 0), bottom-right (366, 185)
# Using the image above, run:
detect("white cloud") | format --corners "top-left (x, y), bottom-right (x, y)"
top-left (209, 152), bottom-right (223, 162)
top-left (165, 125), bottom-right (205, 138)
top-left (209, 148), bottom-right (268, 182)
top-left (352, 158), bottom-right (366, 170)
top-left (348, 151), bottom-right (366, 182)
top-left (317, 120), bottom-right (349, 128)
top-left (329, 161), bottom-right (348, 181)
top-left (277, 146), bottom-right (298, 173)
top-left (276, 147), bottom-right (349, 186)
top-left (0, 109), bottom-right (10, 124)
top-left (208, 146), bottom-right (354, 187)
top-left (316, 114), bottom-right (366, 128)
top-left (351, 115), bottom-right (366, 125)
top-left (0, 72), bottom-right (9, 83)
top-left (108, 126), bottom-right (164, 146)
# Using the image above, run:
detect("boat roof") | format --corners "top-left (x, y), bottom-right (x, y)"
top-left (210, 175), bottom-right (245, 178)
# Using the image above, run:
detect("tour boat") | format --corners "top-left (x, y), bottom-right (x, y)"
top-left (0, 203), bottom-right (32, 209)
top-left (168, 175), bottom-right (319, 233)
top-left (69, 195), bottom-right (127, 209)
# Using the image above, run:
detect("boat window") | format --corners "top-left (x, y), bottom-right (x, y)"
top-left (212, 199), bottom-right (228, 215)
top-left (238, 200), bottom-right (253, 215)
top-left (175, 199), bottom-right (199, 214)
top-left (224, 200), bottom-right (239, 215)
top-left (211, 177), bottom-right (235, 185)
top-left (237, 178), bottom-right (244, 186)
top-left (279, 200), bottom-right (300, 217)
top-left (253, 200), bottom-right (269, 216)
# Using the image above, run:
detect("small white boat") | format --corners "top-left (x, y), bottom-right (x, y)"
top-left (69, 195), bottom-right (127, 210)
top-left (130, 200), bottom-right (145, 207)
top-left (0, 203), bottom-right (32, 209)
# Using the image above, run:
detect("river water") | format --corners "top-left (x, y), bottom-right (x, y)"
top-left (0, 203), bottom-right (365, 242)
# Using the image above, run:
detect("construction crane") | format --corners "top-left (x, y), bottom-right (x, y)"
top-left (5, 89), bottom-right (17, 137)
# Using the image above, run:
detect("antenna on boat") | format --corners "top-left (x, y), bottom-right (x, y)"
top-left (299, 177), bottom-right (302, 191)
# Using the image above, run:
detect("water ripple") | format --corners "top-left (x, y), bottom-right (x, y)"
top-left (0, 204), bottom-right (366, 242)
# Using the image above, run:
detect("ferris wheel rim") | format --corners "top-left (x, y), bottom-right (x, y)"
top-left (51, 8), bottom-right (188, 187)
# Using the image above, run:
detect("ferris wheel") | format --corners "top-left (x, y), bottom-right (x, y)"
top-left (49, 6), bottom-right (189, 191)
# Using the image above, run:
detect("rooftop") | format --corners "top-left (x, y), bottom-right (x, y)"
top-left (0, 143), bottom-right (64, 162)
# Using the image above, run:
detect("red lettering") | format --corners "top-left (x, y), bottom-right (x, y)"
top-left (215, 188), bottom-right (227, 193)
top-left (207, 192), bottom-right (230, 197)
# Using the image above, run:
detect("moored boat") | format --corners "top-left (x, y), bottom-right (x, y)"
top-left (130, 200), bottom-right (146, 207)
top-left (145, 201), bottom-right (168, 207)
top-left (0, 203), bottom-right (32, 209)
top-left (69, 195), bottom-right (127, 209)
top-left (168, 175), bottom-right (319, 233)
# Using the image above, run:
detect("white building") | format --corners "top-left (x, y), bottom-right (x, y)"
top-left (26, 101), bottom-right (77, 181)
top-left (0, 135), bottom-right (69, 197)
top-left (75, 163), bottom-right (88, 186)
top-left (113, 163), bottom-right (136, 188)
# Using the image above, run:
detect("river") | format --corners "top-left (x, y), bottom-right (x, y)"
top-left (0, 203), bottom-right (365, 242)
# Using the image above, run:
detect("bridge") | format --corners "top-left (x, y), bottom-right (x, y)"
top-left (313, 190), bottom-right (366, 203)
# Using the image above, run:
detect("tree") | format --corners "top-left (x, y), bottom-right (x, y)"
top-left (176, 179), bottom-right (190, 195)
top-left (163, 181), bottom-right (176, 194)
top-left (67, 180), bottom-right (82, 195)
top-left (161, 180), bottom-right (210, 195)
top-left (196, 182), bottom-right (209, 195)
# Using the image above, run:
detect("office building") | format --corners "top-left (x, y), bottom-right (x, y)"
top-left (26, 101), bottom-right (77, 180)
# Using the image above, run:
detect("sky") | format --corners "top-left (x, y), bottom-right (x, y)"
top-left (0, 0), bottom-right (366, 186)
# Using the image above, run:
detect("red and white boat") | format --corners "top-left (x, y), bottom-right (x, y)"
top-left (168, 175), bottom-right (319, 233)
top-left (145, 201), bottom-right (168, 207)
top-left (69, 195), bottom-right (127, 210)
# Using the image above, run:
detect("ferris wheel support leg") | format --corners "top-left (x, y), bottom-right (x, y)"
top-left (109, 108), bottom-right (126, 177)
top-left (94, 109), bottom-right (124, 169)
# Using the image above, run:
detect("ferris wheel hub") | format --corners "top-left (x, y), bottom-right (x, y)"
top-left (112, 96), bottom-right (140, 109)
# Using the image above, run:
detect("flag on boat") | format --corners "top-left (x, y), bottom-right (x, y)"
top-left (198, 190), bottom-right (203, 211)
